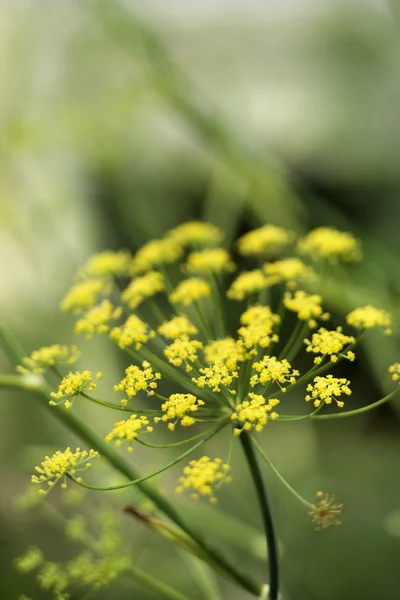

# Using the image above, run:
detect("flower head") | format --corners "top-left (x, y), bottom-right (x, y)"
top-left (114, 361), bottom-right (161, 406)
top-left (164, 336), bottom-right (203, 371)
top-left (204, 338), bottom-right (246, 371)
top-left (226, 269), bottom-right (269, 301)
top-left (157, 315), bottom-right (198, 340)
top-left (389, 363), bottom-right (400, 382)
top-left (80, 250), bottom-right (132, 278)
top-left (16, 345), bottom-right (80, 375)
top-left (251, 356), bottom-right (299, 391)
top-left (238, 305), bottom-right (280, 349)
top-left (346, 305), bottom-right (392, 334)
top-left (185, 248), bottom-right (235, 274)
top-left (32, 447), bottom-right (100, 492)
top-left (308, 491), bottom-right (343, 530)
top-left (298, 227), bottom-right (362, 263)
top-left (169, 277), bottom-right (211, 306)
top-left (131, 238), bottom-right (182, 274)
top-left (168, 221), bottom-right (222, 247)
top-left (75, 301), bottom-right (123, 338)
top-left (60, 280), bottom-right (106, 313)
top-left (304, 327), bottom-right (355, 364)
top-left (176, 456), bottom-right (231, 503)
top-left (193, 362), bottom-right (239, 392)
top-left (110, 315), bottom-right (155, 350)
top-left (105, 415), bottom-right (153, 451)
top-left (284, 290), bottom-right (328, 324)
top-left (231, 394), bottom-right (279, 434)
top-left (264, 258), bottom-right (315, 288)
top-left (306, 375), bottom-right (351, 408)
top-left (154, 393), bottom-right (205, 430)
top-left (121, 271), bottom-right (165, 310)
top-left (50, 371), bottom-right (102, 409)
top-left (237, 225), bottom-right (293, 257)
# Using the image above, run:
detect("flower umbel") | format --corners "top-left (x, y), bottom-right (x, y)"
top-left (304, 327), bottom-right (355, 364)
top-left (185, 248), bottom-right (235, 274)
top-left (308, 491), bottom-right (343, 530)
top-left (176, 456), bottom-right (231, 503)
top-left (164, 336), bottom-right (203, 371)
top-left (16, 345), bottom-right (80, 375)
top-left (157, 315), bottom-right (198, 340)
top-left (75, 301), bottom-right (123, 338)
top-left (251, 356), bottom-right (299, 391)
top-left (154, 393), bottom-right (205, 430)
top-left (231, 394), bottom-right (279, 434)
top-left (227, 269), bottom-right (269, 301)
top-left (169, 277), bottom-right (211, 306)
top-left (32, 448), bottom-right (100, 493)
top-left (389, 363), bottom-right (400, 382)
top-left (50, 371), bottom-right (103, 409)
top-left (121, 271), bottom-right (165, 310)
top-left (346, 305), bottom-right (392, 334)
top-left (298, 227), bottom-right (361, 263)
top-left (105, 415), bottom-right (153, 451)
top-left (306, 375), bottom-right (351, 408)
top-left (110, 315), bottom-right (155, 349)
top-left (114, 361), bottom-right (161, 406)
top-left (238, 225), bottom-right (293, 257)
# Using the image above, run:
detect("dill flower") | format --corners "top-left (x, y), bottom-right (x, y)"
top-left (346, 305), bottom-right (392, 334)
top-left (154, 393), bottom-right (205, 430)
top-left (237, 224), bottom-right (293, 257)
top-left (238, 305), bottom-right (280, 349)
top-left (114, 361), bottom-right (161, 406)
top-left (389, 363), bottom-right (400, 382)
top-left (50, 371), bottom-right (102, 409)
top-left (110, 315), bottom-right (155, 349)
top-left (298, 226), bottom-right (362, 263)
top-left (231, 394), bottom-right (280, 435)
top-left (193, 363), bottom-right (239, 392)
top-left (60, 280), bottom-right (106, 313)
top-left (121, 271), bottom-right (165, 310)
top-left (168, 221), bottom-right (222, 247)
top-left (308, 491), bottom-right (343, 530)
top-left (164, 336), bottom-right (203, 371)
top-left (204, 338), bottom-right (246, 371)
top-left (176, 456), bottom-right (231, 503)
top-left (264, 257), bottom-right (315, 288)
top-left (16, 345), bottom-right (80, 375)
top-left (31, 448), bottom-right (100, 492)
top-left (157, 315), bottom-right (198, 339)
top-left (305, 375), bottom-right (351, 408)
top-left (284, 290), bottom-right (328, 324)
top-left (251, 356), bottom-right (299, 391)
top-left (80, 250), bottom-right (132, 278)
top-left (131, 238), bottom-right (182, 274)
top-left (105, 415), bottom-right (153, 451)
top-left (304, 327), bottom-right (356, 364)
top-left (185, 248), bottom-right (235, 274)
top-left (74, 301), bottom-right (123, 338)
top-left (15, 547), bottom-right (44, 572)
top-left (226, 269), bottom-right (269, 301)
top-left (169, 277), bottom-right (212, 306)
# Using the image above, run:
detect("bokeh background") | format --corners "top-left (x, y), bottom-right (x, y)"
top-left (1, 1), bottom-right (400, 599)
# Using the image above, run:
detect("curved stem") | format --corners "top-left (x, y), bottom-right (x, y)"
top-left (136, 428), bottom-right (218, 449)
top-left (312, 387), bottom-right (400, 420)
top-left (82, 392), bottom-right (162, 415)
top-left (239, 432), bottom-right (279, 600)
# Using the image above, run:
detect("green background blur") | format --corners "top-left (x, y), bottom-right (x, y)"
top-left (1, 1), bottom-right (400, 599)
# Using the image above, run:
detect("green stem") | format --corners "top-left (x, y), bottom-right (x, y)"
top-left (239, 432), bottom-right (279, 600)
top-left (312, 387), bottom-right (400, 420)
top-left (136, 429), bottom-right (215, 449)
top-left (278, 320), bottom-right (304, 361)
top-left (82, 392), bottom-right (162, 415)
top-left (125, 566), bottom-right (191, 600)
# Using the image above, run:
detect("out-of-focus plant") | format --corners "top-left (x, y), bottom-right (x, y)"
top-left (2, 220), bottom-right (399, 600)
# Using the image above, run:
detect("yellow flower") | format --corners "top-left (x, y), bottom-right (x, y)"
top-left (50, 371), bottom-right (102, 409)
top-left (346, 305), bottom-right (392, 334)
top-left (74, 301), bottom-right (123, 338)
top-left (154, 393), bottom-right (205, 430)
top-left (80, 250), bottom-right (132, 278)
top-left (204, 338), bottom-right (246, 371)
top-left (192, 363), bottom-right (239, 392)
top-left (121, 271), bottom-right (165, 310)
top-left (298, 226), bottom-right (362, 263)
top-left (60, 280), bottom-right (106, 313)
top-left (31, 447), bottom-right (100, 492)
top-left (250, 356), bottom-right (299, 391)
top-left (114, 361), bottom-right (161, 406)
top-left (185, 248), bottom-right (235, 274)
top-left (308, 491), bottom-right (343, 530)
top-left (284, 290), bottom-right (328, 323)
top-left (237, 224), bottom-right (293, 257)
top-left (264, 258), bottom-right (315, 288)
top-left (231, 394), bottom-right (279, 434)
top-left (305, 375), bottom-right (351, 408)
top-left (389, 363), bottom-right (400, 382)
top-left (169, 277), bottom-right (211, 306)
top-left (131, 238), bottom-right (182, 274)
top-left (14, 547), bottom-right (44, 572)
top-left (304, 327), bottom-right (355, 364)
top-left (238, 305), bottom-right (280, 349)
top-left (157, 315), bottom-right (198, 340)
top-left (176, 456), bottom-right (231, 503)
top-left (226, 269), bottom-right (269, 301)
top-left (110, 315), bottom-right (155, 350)
top-left (164, 336), bottom-right (203, 371)
top-left (105, 415), bottom-right (153, 451)
top-left (16, 345), bottom-right (80, 375)
top-left (168, 221), bottom-right (222, 247)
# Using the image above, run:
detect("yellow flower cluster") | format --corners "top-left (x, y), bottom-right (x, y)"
top-left (168, 221), bottom-right (222, 247)
top-left (250, 356), bottom-right (299, 390)
top-left (14, 547), bottom-right (44, 572)
top-left (346, 305), bottom-right (392, 334)
top-left (114, 361), bottom-right (161, 406)
top-left (284, 290), bottom-right (328, 324)
top-left (204, 338), bottom-right (246, 371)
top-left (75, 301), bottom-right (123, 338)
top-left (105, 415), bottom-right (153, 451)
top-left (185, 248), bottom-right (235, 274)
top-left (60, 280), bottom-right (106, 313)
top-left (164, 337), bottom-right (203, 372)
top-left (169, 277), bottom-right (211, 306)
top-left (308, 491), bottom-right (343, 530)
top-left (237, 224), bottom-right (293, 256)
top-left (389, 363), bottom-right (400, 382)
top-left (298, 226), bottom-right (361, 263)
top-left (238, 305), bottom-right (280, 349)
top-left (32, 448), bottom-right (99, 492)
top-left (227, 269), bottom-right (268, 301)
top-left (304, 327), bottom-right (355, 364)
top-left (231, 393), bottom-right (280, 435)
top-left (176, 456), bottom-right (231, 503)
top-left (193, 363), bottom-right (239, 392)
top-left (81, 250), bottom-right (132, 278)
top-left (157, 315), bottom-right (198, 339)
top-left (131, 238), bottom-right (182, 274)
top-left (121, 271), bottom-right (165, 310)
top-left (110, 315), bottom-right (155, 349)
top-left (264, 257), bottom-right (315, 288)
top-left (50, 371), bottom-right (102, 409)
top-left (154, 393), bottom-right (205, 430)
top-left (305, 375), bottom-right (351, 408)
top-left (16, 345), bottom-right (80, 375)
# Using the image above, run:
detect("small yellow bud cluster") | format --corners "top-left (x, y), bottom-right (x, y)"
top-left (154, 393), bottom-right (205, 430)
top-left (193, 362), bottom-right (239, 392)
top-left (32, 448), bottom-right (100, 492)
top-left (298, 226), bottom-right (361, 263)
top-left (168, 221), bottom-right (222, 247)
top-left (16, 345), bottom-right (80, 375)
top-left (75, 300), bottom-right (123, 338)
top-left (105, 415), bottom-right (153, 451)
top-left (250, 356), bottom-right (299, 391)
top-left (305, 375), bottom-right (351, 408)
top-left (227, 269), bottom-right (268, 301)
top-left (169, 277), bottom-right (211, 306)
top-left (50, 371), bottom-right (102, 409)
top-left (231, 393), bottom-right (279, 435)
top-left (14, 547), bottom-right (44, 572)
top-left (176, 456), bottom-right (231, 503)
top-left (346, 305), bottom-right (392, 334)
top-left (304, 327), bottom-right (355, 364)
top-left (238, 305), bottom-right (280, 350)
top-left (164, 337), bottom-right (203, 372)
top-left (264, 257), bottom-right (315, 288)
top-left (157, 315), bottom-right (198, 339)
top-left (114, 361), bottom-right (161, 406)
top-left (121, 271), bottom-right (165, 310)
top-left (389, 363), bottom-right (400, 382)
top-left (204, 338), bottom-right (246, 371)
top-left (110, 315), bottom-right (155, 349)
top-left (131, 238), bottom-right (182, 275)
top-left (81, 250), bottom-right (132, 278)
top-left (185, 248), bottom-right (235, 274)
top-left (60, 280), bottom-right (106, 313)
top-left (284, 290), bottom-right (329, 326)
top-left (237, 224), bottom-right (293, 257)
top-left (308, 491), bottom-right (343, 530)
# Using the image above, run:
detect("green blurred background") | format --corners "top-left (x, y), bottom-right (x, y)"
top-left (1, 1), bottom-right (400, 599)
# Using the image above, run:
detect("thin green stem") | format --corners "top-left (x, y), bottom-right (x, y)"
top-left (136, 428), bottom-right (217, 449)
top-left (125, 567), bottom-right (191, 600)
top-left (82, 392), bottom-right (162, 415)
top-left (239, 432), bottom-right (279, 600)
top-left (312, 387), bottom-right (400, 420)
top-left (278, 320), bottom-right (304, 361)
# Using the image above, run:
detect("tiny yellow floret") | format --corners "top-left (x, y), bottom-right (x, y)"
top-left (154, 393), bottom-right (205, 429)
top-left (305, 375), bottom-right (351, 408)
top-left (389, 363), bottom-right (400, 382)
top-left (105, 415), bottom-right (153, 450)
top-left (164, 336), bottom-right (203, 371)
top-left (346, 305), bottom-right (392, 334)
top-left (237, 224), bottom-right (293, 257)
top-left (169, 278), bottom-right (211, 306)
top-left (110, 315), bottom-right (155, 349)
top-left (308, 491), bottom-right (343, 530)
top-left (158, 315), bottom-right (198, 340)
top-left (75, 300), bottom-right (123, 338)
top-left (185, 248), bottom-right (235, 274)
top-left (176, 456), bottom-right (231, 502)
top-left (31, 447), bottom-right (99, 492)
top-left (298, 227), bottom-right (362, 263)
top-left (121, 271), bottom-right (165, 310)
top-left (231, 393), bottom-right (279, 434)
top-left (17, 345), bottom-right (80, 375)
top-left (50, 371), bottom-right (102, 408)
top-left (227, 269), bottom-right (269, 301)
